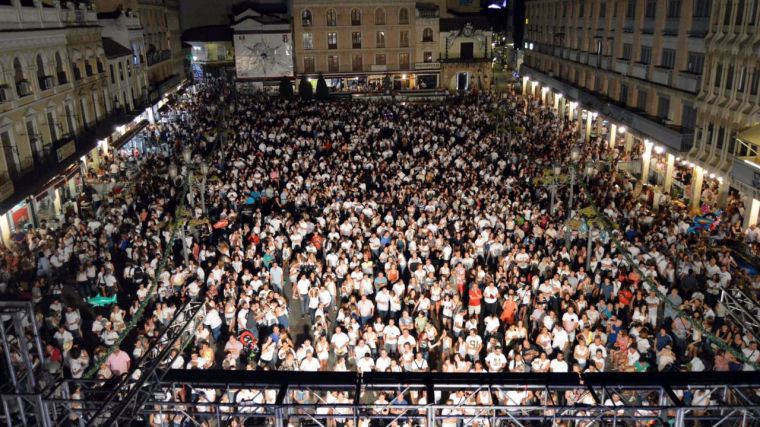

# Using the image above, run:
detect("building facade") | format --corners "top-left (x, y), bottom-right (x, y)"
top-left (688, 0), bottom-right (760, 226)
top-left (97, 7), bottom-right (150, 112)
top-left (232, 6), bottom-right (292, 91)
top-left (291, 0), bottom-right (493, 91)
top-left (521, 0), bottom-right (717, 214)
top-left (136, 0), bottom-right (184, 100)
top-left (0, 1), bottom-right (111, 213)
top-left (292, 0), bottom-right (421, 90)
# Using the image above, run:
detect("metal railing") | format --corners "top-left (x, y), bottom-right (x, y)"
top-left (43, 371), bottom-right (760, 427)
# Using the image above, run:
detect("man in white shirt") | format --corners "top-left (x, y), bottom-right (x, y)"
top-left (485, 347), bottom-right (507, 372)
top-left (331, 326), bottom-right (350, 358)
top-left (549, 353), bottom-right (569, 372)
top-left (300, 351), bottom-right (320, 371)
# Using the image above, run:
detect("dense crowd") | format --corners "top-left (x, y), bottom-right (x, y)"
top-left (1, 77), bottom-right (759, 426)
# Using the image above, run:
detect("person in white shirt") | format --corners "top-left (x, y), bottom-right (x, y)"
top-left (549, 353), bottom-right (569, 372)
top-left (300, 351), bottom-right (320, 371)
top-left (485, 347), bottom-right (507, 372)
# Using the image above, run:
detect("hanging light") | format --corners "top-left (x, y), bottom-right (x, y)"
top-left (168, 165), bottom-right (178, 179)
top-left (201, 162), bottom-right (209, 175)
top-left (553, 165), bottom-right (562, 176)
top-left (571, 147), bottom-right (581, 162)
top-left (183, 148), bottom-right (192, 164)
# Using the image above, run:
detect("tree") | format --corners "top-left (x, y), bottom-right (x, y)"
top-left (315, 74), bottom-right (329, 100)
top-left (298, 77), bottom-right (313, 100)
top-left (279, 76), bottom-right (293, 99)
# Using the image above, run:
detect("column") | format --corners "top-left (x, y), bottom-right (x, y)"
top-left (624, 132), bottom-right (633, 155)
top-left (559, 96), bottom-right (566, 119)
top-left (553, 93), bottom-right (560, 113)
top-left (522, 77), bottom-right (529, 96)
top-left (541, 86), bottom-right (549, 105)
top-left (663, 153), bottom-right (675, 195)
top-left (608, 123), bottom-right (617, 149)
top-left (585, 110), bottom-right (593, 142)
top-left (717, 178), bottom-right (730, 208)
top-left (641, 140), bottom-right (653, 186)
top-left (743, 195), bottom-right (760, 228)
top-left (577, 108), bottom-right (584, 138)
top-left (690, 166), bottom-right (705, 211)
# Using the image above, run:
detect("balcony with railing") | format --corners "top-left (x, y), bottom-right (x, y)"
top-left (674, 71), bottom-right (701, 93)
top-left (15, 80), bottom-right (31, 98)
top-left (612, 58), bottom-right (630, 75)
top-left (38, 75), bottom-right (54, 91)
top-left (631, 62), bottom-right (648, 79)
top-left (651, 67), bottom-right (673, 86)
top-left (0, 0), bottom-right (98, 29)
top-left (146, 49), bottom-right (171, 66)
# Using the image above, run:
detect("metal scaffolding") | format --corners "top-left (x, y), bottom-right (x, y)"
top-left (45, 370), bottom-right (760, 427)
top-left (0, 300), bottom-right (53, 427)
top-left (41, 297), bottom-right (207, 426)
top-left (721, 287), bottom-right (760, 341)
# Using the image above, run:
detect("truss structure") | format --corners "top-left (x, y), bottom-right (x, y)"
top-left (0, 300), bottom-right (53, 427)
top-left (43, 370), bottom-right (760, 427)
top-left (721, 287), bottom-right (760, 341)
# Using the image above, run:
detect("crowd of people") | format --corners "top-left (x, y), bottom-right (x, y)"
top-left (1, 76), bottom-right (759, 426)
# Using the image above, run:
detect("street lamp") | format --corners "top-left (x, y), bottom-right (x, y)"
top-left (568, 146), bottom-right (581, 217)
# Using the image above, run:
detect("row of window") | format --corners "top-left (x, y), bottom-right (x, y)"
top-left (301, 29), bottom-right (434, 50)
top-left (301, 52), bottom-right (434, 73)
top-left (712, 63), bottom-right (760, 96)
top-left (529, 0), bottom-right (713, 21)
top-left (301, 8), bottom-right (409, 27)
top-left (4, 53), bottom-right (106, 101)
top-left (717, 0), bottom-right (760, 27)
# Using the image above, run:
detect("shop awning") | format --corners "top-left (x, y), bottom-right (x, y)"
top-left (737, 125), bottom-right (760, 148)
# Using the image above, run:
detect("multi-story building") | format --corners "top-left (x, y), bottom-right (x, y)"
top-left (689, 0), bottom-right (760, 226)
top-left (522, 0), bottom-right (714, 213)
top-left (137, 0), bottom-right (184, 101)
top-left (291, 0), bottom-right (493, 91)
top-left (292, 0), bottom-right (421, 90)
top-left (97, 6), bottom-right (150, 112)
top-left (232, 4), bottom-right (292, 91)
top-left (0, 0), bottom-right (116, 231)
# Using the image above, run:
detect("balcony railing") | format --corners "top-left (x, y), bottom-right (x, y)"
top-left (674, 72), bottom-right (701, 93)
top-left (146, 50), bottom-right (171, 66)
top-left (38, 75), bottom-right (54, 91)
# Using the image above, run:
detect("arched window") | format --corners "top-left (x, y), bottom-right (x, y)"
top-left (14, 58), bottom-right (30, 97)
top-left (351, 8), bottom-right (361, 25)
top-left (399, 8), bottom-right (409, 24)
top-left (55, 52), bottom-right (66, 84)
top-left (423, 27), bottom-right (434, 42)
top-left (326, 9), bottom-right (337, 26)
top-left (35, 54), bottom-right (45, 78)
top-left (13, 58), bottom-right (24, 83)
top-left (301, 9), bottom-right (312, 26)
top-left (375, 8), bottom-right (385, 25)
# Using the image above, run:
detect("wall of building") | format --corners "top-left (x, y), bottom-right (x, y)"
top-left (292, 0), bottom-right (418, 76)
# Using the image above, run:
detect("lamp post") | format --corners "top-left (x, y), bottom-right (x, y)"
top-left (168, 164), bottom-right (189, 265)
top-left (568, 146), bottom-right (580, 219)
